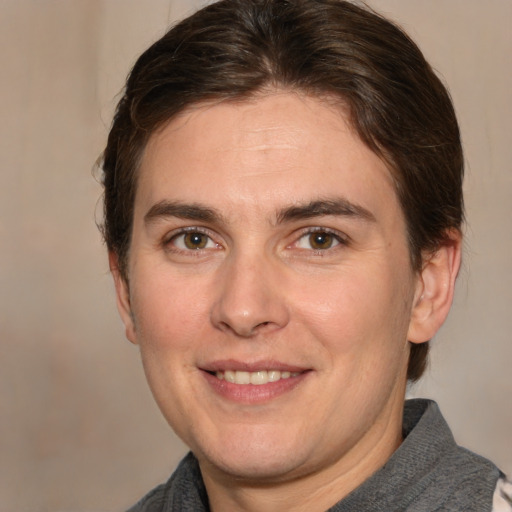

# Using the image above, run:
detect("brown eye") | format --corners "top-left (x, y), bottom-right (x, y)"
top-left (169, 231), bottom-right (215, 251)
top-left (167, 230), bottom-right (219, 254)
top-left (183, 232), bottom-right (209, 249)
top-left (308, 232), bottom-right (335, 250)
top-left (295, 230), bottom-right (342, 251)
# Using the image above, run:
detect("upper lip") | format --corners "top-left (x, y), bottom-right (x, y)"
top-left (200, 359), bottom-right (309, 373)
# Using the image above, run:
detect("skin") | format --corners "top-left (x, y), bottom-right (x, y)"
top-left (112, 91), bottom-right (461, 512)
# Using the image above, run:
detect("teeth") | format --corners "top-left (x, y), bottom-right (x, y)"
top-left (214, 370), bottom-right (300, 385)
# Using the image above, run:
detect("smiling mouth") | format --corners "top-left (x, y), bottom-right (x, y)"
top-left (213, 370), bottom-right (302, 385)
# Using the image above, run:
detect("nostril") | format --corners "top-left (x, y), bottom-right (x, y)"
top-left (210, 287), bottom-right (290, 336)
top-left (217, 319), bottom-right (274, 337)
top-left (254, 321), bottom-right (273, 332)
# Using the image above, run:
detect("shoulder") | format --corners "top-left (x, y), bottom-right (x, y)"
top-left (397, 400), bottom-right (502, 511)
top-left (425, 447), bottom-right (501, 511)
top-left (493, 475), bottom-right (512, 512)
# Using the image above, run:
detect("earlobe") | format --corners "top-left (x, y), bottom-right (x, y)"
top-left (407, 231), bottom-right (462, 344)
top-left (109, 252), bottom-right (138, 344)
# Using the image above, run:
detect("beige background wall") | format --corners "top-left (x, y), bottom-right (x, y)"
top-left (1, 1), bottom-right (510, 510)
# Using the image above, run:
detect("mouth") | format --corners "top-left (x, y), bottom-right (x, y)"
top-left (200, 361), bottom-right (310, 403)
top-left (212, 370), bottom-right (301, 385)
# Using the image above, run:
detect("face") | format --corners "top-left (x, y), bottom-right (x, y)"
top-left (114, 91), bottom-right (431, 487)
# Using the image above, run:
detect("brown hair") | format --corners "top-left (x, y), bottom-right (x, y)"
top-left (101, 0), bottom-right (464, 381)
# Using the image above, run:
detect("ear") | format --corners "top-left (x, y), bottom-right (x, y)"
top-left (109, 252), bottom-right (138, 344)
top-left (407, 230), bottom-right (462, 344)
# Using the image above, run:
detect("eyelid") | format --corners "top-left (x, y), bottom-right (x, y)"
top-left (161, 224), bottom-right (349, 254)
top-left (164, 225), bottom-right (211, 240)
top-left (290, 226), bottom-right (350, 250)
top-left (163, 226), bottom-right (223, 251)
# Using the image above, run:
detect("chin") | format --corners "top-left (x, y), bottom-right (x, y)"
top-left (191, 426), bottom-right (313, 482)
top-left (202, 450), bottom-right (309, 483)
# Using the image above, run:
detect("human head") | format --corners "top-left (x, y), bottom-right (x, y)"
top-left (101, 0), bottom-right (464, 381)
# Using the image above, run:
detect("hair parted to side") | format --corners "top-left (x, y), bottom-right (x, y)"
top-left (101, 0), bottom-right (464, 381)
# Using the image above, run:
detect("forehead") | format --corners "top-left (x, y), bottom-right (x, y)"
top-left (136, 91), bottom-right (400, 226)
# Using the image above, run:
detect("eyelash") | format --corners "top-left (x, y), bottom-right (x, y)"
top-left (162, 226), bottom-right (348, 255)
top-left (292, 227), bottom-right (348, 253)
top-left (163, 227), bottom-right (221, 254)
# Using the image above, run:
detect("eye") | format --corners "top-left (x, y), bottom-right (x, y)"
top-left (170, 231), bottom-right (217, 251)
top-left (295, 230), bottom-right (343, 250)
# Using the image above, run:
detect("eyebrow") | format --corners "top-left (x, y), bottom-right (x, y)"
top-left (144, 200), bottom-right (224, 225)
top-left (276, 198), bottom-right (376, 224)
top-left (144, 197), bottom-right (376, 227)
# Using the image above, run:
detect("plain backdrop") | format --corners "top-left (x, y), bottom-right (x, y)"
top-left (1, 1), bottom-right (510, 510)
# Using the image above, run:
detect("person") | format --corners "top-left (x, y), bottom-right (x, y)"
top-left (100, 0), bottom-right (511, 510)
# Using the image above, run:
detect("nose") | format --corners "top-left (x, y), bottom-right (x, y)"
top-left (210, 252), bottom-right (290, 338)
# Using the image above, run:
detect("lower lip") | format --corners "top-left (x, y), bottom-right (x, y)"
top-left (201, 370), bottom-right (310, 404)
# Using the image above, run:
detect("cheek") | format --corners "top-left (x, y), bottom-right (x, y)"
top-left (129, 273), bottom-right (212, 428)
top-left (292, 263), bottom-right (414, 359)
top-left (131, 271), bottom-right (210, 353)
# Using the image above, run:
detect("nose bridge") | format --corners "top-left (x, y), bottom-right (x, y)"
top-left (211, 246), bottom-right (289, 337)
